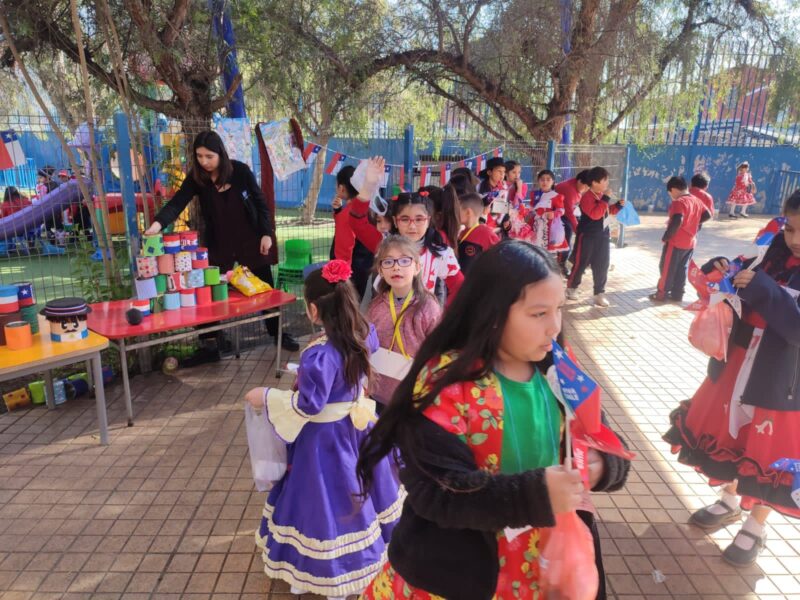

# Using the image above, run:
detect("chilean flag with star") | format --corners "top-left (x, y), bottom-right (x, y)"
top-left (551, 340), bottom-right (601, 434)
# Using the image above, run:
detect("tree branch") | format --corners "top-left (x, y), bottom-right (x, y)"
top-left (209, 73), bottom-right (243, 111)
top-left (160, 0), bottom-right (191, 46)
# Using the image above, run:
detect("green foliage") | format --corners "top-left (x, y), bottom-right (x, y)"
top-left (71, 237), bottom-right (131, 303)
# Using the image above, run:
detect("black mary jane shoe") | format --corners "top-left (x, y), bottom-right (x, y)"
top-left (689, 500), bottom-right (742, 530)
top-left (722, 529), bottom-right (766, 567)
top-left (274, 332), bottom-right (300, 352)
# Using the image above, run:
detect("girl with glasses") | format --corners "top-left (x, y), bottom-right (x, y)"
top-left (367, 235), bottom-right (442, 408)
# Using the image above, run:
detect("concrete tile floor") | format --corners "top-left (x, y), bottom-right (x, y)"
top-left (0, 214), bottom-right (798, 599)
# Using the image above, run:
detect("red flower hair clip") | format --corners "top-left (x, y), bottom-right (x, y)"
top-left (321, 259), bottom-right (352, 284)
top-left (391, 195), bottom-right (399, 201)
top-left (418, 190), bottom-right (430, 197)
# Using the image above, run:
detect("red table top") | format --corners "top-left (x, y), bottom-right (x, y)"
top-left (87, 290), bottom-right (296, 339)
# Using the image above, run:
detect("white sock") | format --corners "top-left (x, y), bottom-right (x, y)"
top-left (733, 516), bottom-right (765, 550)
top-left (706, 490), bottom-right (740, 515)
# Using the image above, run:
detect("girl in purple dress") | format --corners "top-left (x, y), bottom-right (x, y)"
top-left (245, 260), bottom-right (402, 598)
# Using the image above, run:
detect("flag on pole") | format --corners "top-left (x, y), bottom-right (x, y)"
top-left (475, 155), bottom-right (483, 174)
top-left (0, 130), bottom-right (26, 171)
top-left (324, 152), bottom-right (345, 176)
top-left (551, 340), bottom-right (601, 434)
top-left (419, 165), bottom-right (430, 187)
top-left (440, 163), bottom-right (451, 185)
top-left (303, 143), bottom-right (321, 165)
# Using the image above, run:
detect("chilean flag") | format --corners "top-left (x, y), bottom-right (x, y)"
top-left (419, 165), bottom-right (430, 187)
top-left (0, 130), bottom-right (26, 170)
top-left (475, 154), bottom-right (483, 174)
top-left (551, 340), bottom-right (601, 434)
top-left (493, 147), bottom-right (503, 158)
top-left (382, 165), bottom-right (391, 188)
top-left (440, 163), bottom-right (450, 185)
top-left (324, 152), bottom-right (345, 175)
top-left (754, 216), bottom-right (787, 246)
top-left (303, 143), bottom-right (321, 165)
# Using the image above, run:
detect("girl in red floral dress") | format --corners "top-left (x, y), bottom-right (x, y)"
top-left (726, 161), bottom-right (757, 219)
top-left (357, 240), bottom-right (630, 599)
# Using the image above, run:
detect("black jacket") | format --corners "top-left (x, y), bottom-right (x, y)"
top-left (389, 415), bottom-right (630, 599)
top-left (702, 233), bottom-right (800, 411)
top-left (153, 160), bottom-right (272, 250)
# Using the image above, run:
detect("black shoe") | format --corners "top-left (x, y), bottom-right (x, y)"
top-left (649, 293), bottom-right (668, 302)
top-left (274, 332), bottom-right (300, 352)
top-left (689, 500), bottom-right (742, 530)
top-left (722, 529), bottom-right (766, 566)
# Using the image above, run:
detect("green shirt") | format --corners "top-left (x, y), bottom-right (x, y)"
top-left (496, 369), bottom-right (562, 474)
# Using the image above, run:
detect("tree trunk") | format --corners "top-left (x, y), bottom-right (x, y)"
top-left (301, 132), bottom-right (330, 225)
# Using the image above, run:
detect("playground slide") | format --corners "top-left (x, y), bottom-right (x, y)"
top-left (0, 181), bottom-right (85, 239)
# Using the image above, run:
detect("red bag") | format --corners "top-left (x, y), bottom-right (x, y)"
top-left (688, 301), bottom-right (733, 361)
top-left (539, 511), bottom-right (599, 600)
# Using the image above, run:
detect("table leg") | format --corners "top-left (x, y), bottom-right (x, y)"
top-left (275, 308), bottom-right (283, 378)
top-left (85, 360), bottom-right (94, 391)
top-left (119, 339), bottom-right (134, 426)
top-left (44, 370), bottom-right (55, 409)
top-left (234, 323), bottom-right (241, 359)
top-left (92, 353), bottom-right (109, 446)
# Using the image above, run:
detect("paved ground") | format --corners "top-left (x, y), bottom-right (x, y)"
top-left (0, 214), bottom-right (798, 600)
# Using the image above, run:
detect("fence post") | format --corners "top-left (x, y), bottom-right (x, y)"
top-left (546, 140), bottom-right (556, 172)
top-left (403, 125), bottom-right (414, 191)
top-left (113, 112), bottom-right (139, 280)
top-left (616, 144), bottom-right (632, 248)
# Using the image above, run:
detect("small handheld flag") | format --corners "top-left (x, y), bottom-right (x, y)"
top-left (550, 340), bottom-right (601, 434)
top-left (754, 217), bottom-right (787, 247)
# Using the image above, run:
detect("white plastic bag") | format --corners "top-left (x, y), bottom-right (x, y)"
top-left (245, 403), bottom-right (287, 491)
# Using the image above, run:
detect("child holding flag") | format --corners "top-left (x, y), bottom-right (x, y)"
top-left (664, 190), bottom-right (800, 566)
top-left (358, 240), bottom-right (630, 599)
top-left (367, 236), bottom-right (441, 408)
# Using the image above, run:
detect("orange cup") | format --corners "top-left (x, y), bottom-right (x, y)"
top-left (5, 321), bottom-right (32, 350)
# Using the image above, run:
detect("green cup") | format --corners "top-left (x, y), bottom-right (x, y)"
top-left (204, 266), bottom-right (221, 286)
top-left (154, 274), bottom-right (167, 294)
top-left (29, 381), bottom-right (46, 405)
top-left (212, 283), bottom-right (229, 301)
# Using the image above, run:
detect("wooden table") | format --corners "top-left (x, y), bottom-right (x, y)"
top-left (0, 331), bottom-right (111, 445)
top-left (87, 290), bottom-right (296, 426)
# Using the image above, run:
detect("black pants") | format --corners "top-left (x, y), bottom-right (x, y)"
top-left (567, 231), bottom-right (610, 295)
top-left (657, 243), bottom-right (692, 300)
top-left (558, 217), bottom-right (574, 265)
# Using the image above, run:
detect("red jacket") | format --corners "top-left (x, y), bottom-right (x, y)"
top-left (554, 179), bottom-right (581, 231)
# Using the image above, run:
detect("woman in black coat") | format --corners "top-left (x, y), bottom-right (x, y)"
top-left (145, 131), bottom-right (299, 352)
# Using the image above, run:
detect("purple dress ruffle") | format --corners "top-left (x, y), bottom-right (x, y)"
top-left (256, 326), bottom-right (402, 597)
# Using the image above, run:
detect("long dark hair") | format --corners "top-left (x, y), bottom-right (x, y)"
top-left (305, 268), bottom-right (372, 393)
top-left (392, 191), bottom-right (449, 257)
top-left (357, 240), bottom-right (561, 491)
top-left (190, 131), bottom-right (234, 189)
top-left (420, 184), bottom-right (461, 254)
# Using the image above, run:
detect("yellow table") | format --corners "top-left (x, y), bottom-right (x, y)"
top-left (0, 331), bottom-right (111, 445)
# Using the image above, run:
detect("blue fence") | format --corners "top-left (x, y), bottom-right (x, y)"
top-left (627, 144), bottom-right (800, 213)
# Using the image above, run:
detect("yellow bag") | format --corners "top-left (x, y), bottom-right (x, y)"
top-left (229, 264), bottom-right (272, 297)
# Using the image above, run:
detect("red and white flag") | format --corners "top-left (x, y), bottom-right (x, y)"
top-left (419, 165), bottom-right (430, 187)
top-left (303, 143), bottom-right (321, 165)
top-left (440, 163), bottom-right (451, 185)
top-left (493, 147), bottom-right (503, 158)
top-left (324, 152), bottom-right (345, 175)
top-left (475, 155), bottom-right (483, 174)
top-left (0, 130), bottom-right (26, 170)
top-left (398, 168), bottom-right (405, 191)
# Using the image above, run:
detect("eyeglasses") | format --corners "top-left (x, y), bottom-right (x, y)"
top-left (380, 256), bottom-right (414, 269)
top-left (396, 216), bottom-right (430, 226)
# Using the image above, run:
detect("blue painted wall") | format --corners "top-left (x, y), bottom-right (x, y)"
top-left (628, 144), bottom-right (800, 214)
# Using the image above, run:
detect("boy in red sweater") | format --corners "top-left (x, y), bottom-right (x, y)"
top-left (651, 176), bottom-right (711, 302)
top-left (690, 172), bottom-right (715, 219)
top-left (330, 165), bottom-right (375, 299)
top-left (457, 192), bottom-right (500, 274)
top-left (566, 167), bottom-right (625, 307)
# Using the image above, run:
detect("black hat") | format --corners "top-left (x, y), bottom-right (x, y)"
top-left (479, 157), bottom-right (506, 179)
top-left (40, 297), bottom-right (92, 318)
